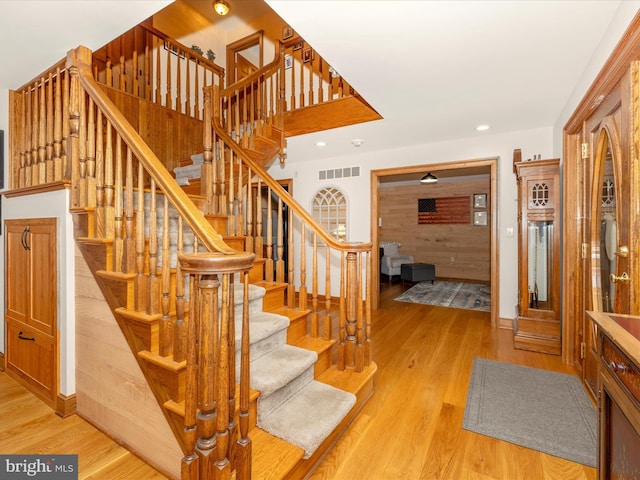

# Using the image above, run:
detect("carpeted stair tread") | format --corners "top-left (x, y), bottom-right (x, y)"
top-left (235, 311), bottom-right (290, 362)
top-left (258, 380), bottom-right (356, 459)
top-left (250, 345), bottom-right (317, 397)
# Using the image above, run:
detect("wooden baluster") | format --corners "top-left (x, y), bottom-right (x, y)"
top-left (34, 80), bottom-right (42, 186)
top-left (236, 273), bottom-right (252, 480)
top-left (123, 148), bottom-right (135, 274)
top-left (119, 38), bottom-right (126, 92)
top-left (196, 273), bottom-right (219, 478)
top-left (67, 67), bottom-right (77, 202)
top-left (245, 168), bottom-right (254, 254)
top-left (20, 91), bottom-right (28, 187)
top-left (132, 35), bottom-right (139, 97)
top-left (113, 134), bottom-right (124, 273)
top-left (338, 252), bottom-right (346, 370)
top-left (147, 181), bottom-right (160, 315)
top-left (155, 39), bottom-right (162, 105)
top-left (236, 157), bottom-right (244, 236)
top-left (364, 250), bottom-right (372, 366)
top-left (299, 49), bottom-right (305, 108)
top-left (176, 48), bottom-right (182, 114)
top-left (265, 188), bottom-right (274, 282)
top-left (185, 54), bottom-right (191, 117)
top-left (34, 77), bottom-right (47, 185)
top-left (344, 251), bottom-right (358, 368)
top-left (323, 245), bottom-right (332, 341)
top-left (310, 234), bottom-right (319, 337)
top-left (86, 99), bottom-right (96, 208)
top-left (212, 136), bottom-right (219, 215)
top-left (45, 72), bottom-right (54, 182)
top-left (203, 87), bottom-right (214, 212)
top-left (255, 178), bottom-right (263, 259)
top-left (290, 49), bottom-right (296, 109)
top-left (276, 197), bottom-right (285, 283)
top-left (356, 252), bottom-right (364, 372)
top-left (194, 59), bottom-right (200, 119)
top-left (228, 152), bottom-right (235, 235)
top-left (62, 68), bottom-right (70, 181)
top-left (218, 145), bottom-right (227, 216)
top-left (299, 219), bottom-right (307, 311)
top-left (226, 277), bottom-right (237, 471)
top-left (160, 196), bottom-right (173, 357)
top-left (53, 67), bottom-right (63, 181)
top-left (214, 274), bottom-right (231, 479)
top-left (105, 44), bottom-right (113, 88)
top-left (287, 206), bottom-right (294, 308)
top-left (26, 84), bottom-right (35, 187)
top-left (182, 274), bottom-right (199, 480)
top-left (308, 51), bottom-right (315, 107)
top-left (144, 40), bottom-right (151, 101)
top-left (94, 111), bottom-right (105, 238)
top-left (103, 122), bottom-right (115, 238)
top-left (135, 163), bottom-right (148, 312)
top-left (165, 46), bottom-right (173, 110)
top-left (242, 84), bottom-right (249, 147)
top-left (317, 58), bottom-right (324, 104)
top-left (77, 82), bottom-right (88, 205)
top-left (173, 216), bottom-right (187, 363)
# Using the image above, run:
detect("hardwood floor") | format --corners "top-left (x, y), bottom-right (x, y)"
top-left (0, 281), bottom-right (596, 480)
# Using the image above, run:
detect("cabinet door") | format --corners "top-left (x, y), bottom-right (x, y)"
top-left (5, 220), bottom-right (31, 325)
top-left (28, 221), bottom-right (57, 336)
top-left (5, 218), bottom-right (57, 336)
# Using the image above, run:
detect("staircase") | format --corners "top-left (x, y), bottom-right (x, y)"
top-left (8, 23), bottom-right (377, 480)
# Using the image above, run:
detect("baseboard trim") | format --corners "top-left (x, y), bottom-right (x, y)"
top-left (55, 393), bottom-right (77, 418)
top-left (499, 317), bottom-right (513, 330)
top-left (0, 352), bottom-right (5, 371)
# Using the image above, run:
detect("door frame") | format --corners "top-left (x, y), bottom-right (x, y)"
top-left (226, 31), bottom-right (264, 86)
top-left (370, 157), bottom-right (499, 328)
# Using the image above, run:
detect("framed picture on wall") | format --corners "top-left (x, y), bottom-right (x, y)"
top-left (282, 25), bottom-right (294, 40)
top-left (473, 193), bottom-right (487, 209)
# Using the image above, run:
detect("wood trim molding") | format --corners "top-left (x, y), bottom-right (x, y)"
top-left (2, 181), bottom-right (70, 198)
top-left (55, 393), bottom-right (77, 418)
top-left (565, 11), bottom-right (640, 133)
top-left (0, 352), bottom-right (5, 371)
top-left (499, 317), bottom-right (514, 330)
top-left (370, 157), bottom-right (499, 328)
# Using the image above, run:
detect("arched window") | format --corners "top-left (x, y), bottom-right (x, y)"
top-left (312, 186), bottom-right (347, 242)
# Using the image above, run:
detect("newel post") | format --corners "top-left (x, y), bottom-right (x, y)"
top-left (179, 251), bottom-right (255, 480)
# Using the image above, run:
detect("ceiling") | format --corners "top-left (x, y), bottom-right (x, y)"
top-left (265, 0), bottom-right (625, 164)
top-left (0, 0), bottom-right (627, 176)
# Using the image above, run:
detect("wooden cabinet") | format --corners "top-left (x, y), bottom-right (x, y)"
top-left (587, 311), bottom-right (640, 479)
top-left (4, 218), bottom-right (58, 406)
top-left (513, 153), bottom-right (561, 355)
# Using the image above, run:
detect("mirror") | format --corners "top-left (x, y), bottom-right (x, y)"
top-left (596, 134), bottom-right (616, 312)
top-left (527, 220), bottom-right (554, 310)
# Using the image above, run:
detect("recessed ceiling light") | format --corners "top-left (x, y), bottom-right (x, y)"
top-left (316, 141), bottom-right (327, 147)
top-left (476, 124), bottom-right (490, 131)
top-left (352, 139), bottom-right (364, 147)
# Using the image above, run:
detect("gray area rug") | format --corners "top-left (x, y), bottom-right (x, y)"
top-left (394, 281), bottom-right (490, 312)
top-left (463, 358), bottom-right (597, 467)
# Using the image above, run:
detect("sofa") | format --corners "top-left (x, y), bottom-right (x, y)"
top-left (380, 242), bottom-right (414, 282)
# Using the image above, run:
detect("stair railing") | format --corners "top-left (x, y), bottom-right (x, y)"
top-left (205, 86), bottom-right (373, 372)
top-left (68, 45), bottom-right (254, 480)
top-left (92, 22), bottom-right (225, 120)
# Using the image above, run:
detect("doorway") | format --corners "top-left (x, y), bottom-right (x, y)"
top-left (370, 158), bottom-right (499, 328)
top-left (226, 31), bottom-right (264, 85)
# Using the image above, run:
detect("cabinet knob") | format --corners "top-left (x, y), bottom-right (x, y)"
top-left (616, 245), bottom-right (629, 257)
top-left (17, 331), bottom-right (36, 341)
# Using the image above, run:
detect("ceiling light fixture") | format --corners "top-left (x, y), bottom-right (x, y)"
top-left (420, 172), bottom-right (438, 184)
top-left (213, 0), bottom-right (230, 16)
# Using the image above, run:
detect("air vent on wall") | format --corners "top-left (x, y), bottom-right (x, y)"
top-left (318, 166), bottom-right (360, 181)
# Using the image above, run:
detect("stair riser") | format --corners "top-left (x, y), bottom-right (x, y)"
top-left (257, 368), bottom-right (315, 421)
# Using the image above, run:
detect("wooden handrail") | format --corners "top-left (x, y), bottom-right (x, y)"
top-left (209, 91), bottom-right (371, 253)
top-left (71, 45), bottom-right (236, 255)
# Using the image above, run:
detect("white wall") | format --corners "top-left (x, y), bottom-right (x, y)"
top-left (268, 126), bottom-right (552, 321)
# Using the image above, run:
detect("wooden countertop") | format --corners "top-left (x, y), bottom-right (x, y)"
top-left (587, 310), bottom-right (640, 368)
